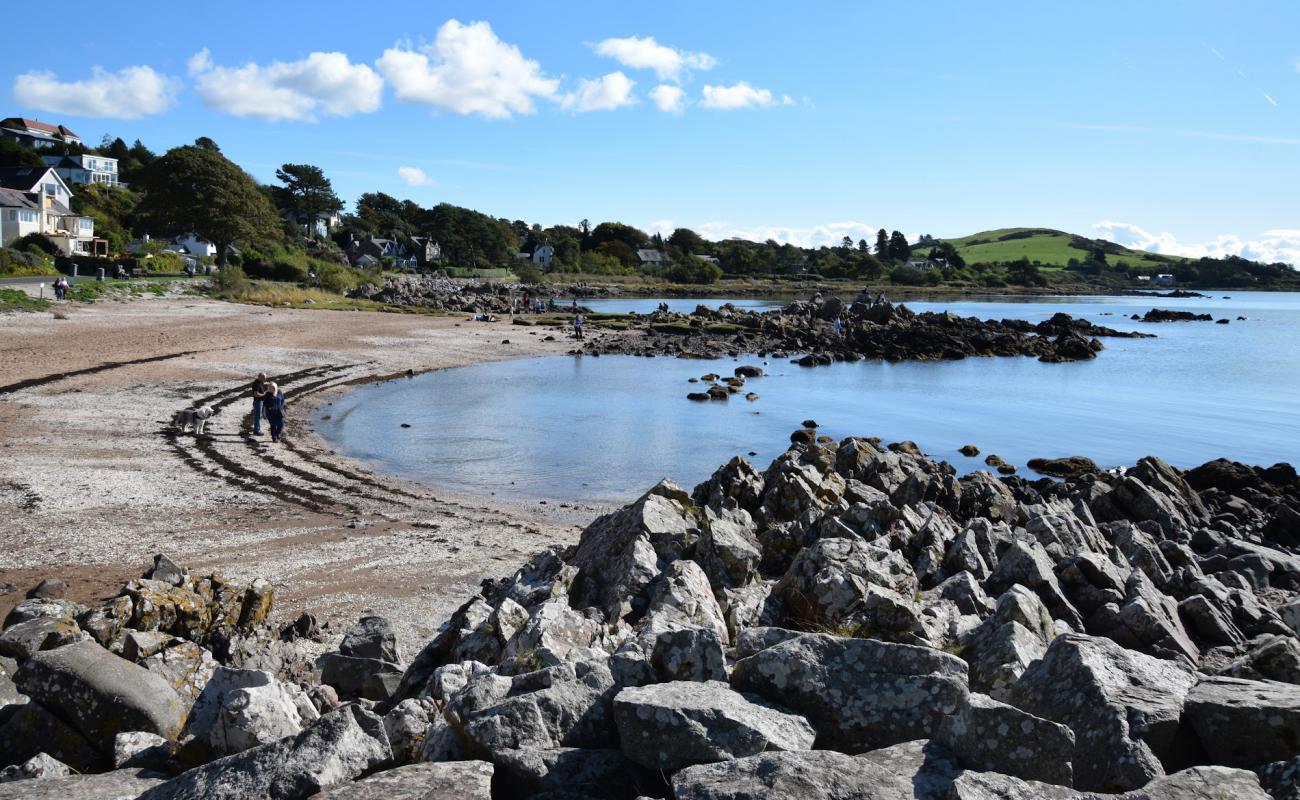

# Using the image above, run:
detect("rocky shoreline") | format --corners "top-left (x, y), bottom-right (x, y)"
top-left (2, 430), bottom-right (1299, 798)
top-left (576, 295), bottom-right (1153, 365)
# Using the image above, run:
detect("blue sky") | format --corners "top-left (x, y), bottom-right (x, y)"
top-left (4, 1), bottom-right (1297, 262)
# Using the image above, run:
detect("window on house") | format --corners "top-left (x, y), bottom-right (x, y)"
top-left (6, 210), bottom-right (13, 221)
top-left (44, 183), bottom-right (58, 196)
top-left (19, 210), bottom-right (36, 223)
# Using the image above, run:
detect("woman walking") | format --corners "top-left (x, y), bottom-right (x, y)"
top-left (263, 382), bottom-right (286, 443)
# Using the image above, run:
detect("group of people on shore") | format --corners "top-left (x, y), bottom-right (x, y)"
top-left (250, 372), bottom-right (286, 442)
top-left (52, 276), bottom-right (70, 300)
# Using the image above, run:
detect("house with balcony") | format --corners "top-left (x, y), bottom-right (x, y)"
top-left (41, 153), bottom-right (121, 187)
top-left (0, 117), bottom-right (82, 149)
top-left (0, 166), bottom-right (105, 256)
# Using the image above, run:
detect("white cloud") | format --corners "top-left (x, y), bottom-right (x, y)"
top-left (697, 221), bottom-right (883, 249)
top-left (650, 84), bottom-right (686, 114)
top-left (397, 166), bottom-right (435, 186)
top-left (700, 82), bottom-right (777, 110)
top-left (190, 50), bottom-right (382, 121)
top-left (561, 72), bottom-right (636, 112)
top-left (378, 20), bottom-right (558, 118)
top-left (591, 36), bottom-right (716, 82)
top-left (1094, 221), bottom-right (1300, 266)
top-left (12, 66), bottom-right (177, 119)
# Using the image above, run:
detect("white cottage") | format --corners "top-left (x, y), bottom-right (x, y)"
top-left (0, 166), bottom-right (103, 256)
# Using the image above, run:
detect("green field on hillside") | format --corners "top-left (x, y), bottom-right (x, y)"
top-left (934, 228), bottom-right (1186, 270)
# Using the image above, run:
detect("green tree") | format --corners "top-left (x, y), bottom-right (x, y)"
top-left (887, 230), bottom-right (911, 263)
top-left (0, 138), bottom-right (44, 168)
top-left (274, 164), bottom-right (343, 236)
top-left (193, 136), bottom-right (221, 152)
top-left (134, 145), bottom-right (279, 266)
top-left (875, 228), bottom-right (890, 259)
top-left (668, 227), bottom-right (708, 255)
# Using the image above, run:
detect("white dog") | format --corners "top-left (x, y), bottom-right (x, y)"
top-left (172, 404), bottom-right (217, 435)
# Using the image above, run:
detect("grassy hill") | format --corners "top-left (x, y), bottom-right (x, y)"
top-left (929, 227), bottom-right (1187, 271)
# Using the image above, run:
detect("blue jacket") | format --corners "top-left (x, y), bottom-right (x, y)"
top-left (264, 391), bottom-right (285, 417)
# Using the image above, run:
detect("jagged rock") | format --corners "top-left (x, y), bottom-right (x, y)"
top-left (962, 585), bottom-right (1054, 700)
top-left (697, 506), bottom-right (762, 589)
top-left (500, 598), bottom-right (609, 671)
top-left (987, 539), bottom-right (1083, 630)
top-left (734, 626), bottom-right (803, 659)
top-left (14, 640), bottom-right (185, 754)
top-left (145, 554), bottom-right (187, 587)
top-left (937, 693), bottom-right (1075, 786)
top-left (341, 616), bottom-right (403, 664)
top-left (641, 559), bottom-right (730, 644)
top-left (731, 632), bottom-right (968, 752)
top-left (693, 456), bottom-right (766, 514)
top-left (182, 667), bottom-right (319, 758)
top-left (3, 599), bottom-right (86, 629)
top-left (0, 768), bottom-right (168, 800)
top-left (139, 641), bottom-right (218, 709)
top-left (671, 749), bottom-right (917, 799)
top-left (1183, 675), bottom-right (1300, 767)
top-left (382, 699), bottom-right (431, 764)
top-left (0, 616), bottom-right (82, 660)
top-left (1088, 570), bottom-right (1199, 661)
top-left (1005, 633), bottom-right (1197, 792)
top-left (650, 626), bottom-right (726, 682)
top-left (772, 537), bottom-right (917, 629)
top-left (0, 752), bottom-right (70, 781)
top-left (946, 765), bottom-right (1270, 799)
top-left (317, 651), bottom-right (404, 701)
top-left (759, 448), bottom-right (847, 524)
top-left (449, 660), bottom-right (619, 756)
top-left (113, 731), bottom-right (168, 769)
top-left (492, 747), bottom-right (658, 799)
top-left (0, 658), bottom-right (24, 707)
top-left (136, 705), bottom-right (392, 800)
top-left (613, 681), bottom-right (815, 771)
top-left (1222, 635), bottom-right (1300, 684)
top-left (1256, 756), bottom-right (1300, 800)
top-left (567, 480), bottom-right (697, 621)
top-left (315, 761), bottom-right (493, 799)
top-left (1178, 594), bottom-right (1245, 647)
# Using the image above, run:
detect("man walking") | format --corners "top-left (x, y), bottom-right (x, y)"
top-left (251, 372), bottom-right (269, 436)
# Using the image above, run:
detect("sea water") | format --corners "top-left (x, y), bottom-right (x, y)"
top-left (317, 292), bottom-right (1300, 504)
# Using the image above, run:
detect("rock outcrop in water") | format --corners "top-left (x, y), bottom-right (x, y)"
top-left (348, 275), bottom-right (610, 315)
top-left (1136, 308), bottom-right (1215, 323)
top-left (3, 438), bottom-right (1300, 798)
top-left (581, 295), bottom-right (1152, 365)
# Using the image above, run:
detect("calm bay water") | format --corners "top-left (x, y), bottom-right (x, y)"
top-left (317, 292), bottom-right (1300, 504)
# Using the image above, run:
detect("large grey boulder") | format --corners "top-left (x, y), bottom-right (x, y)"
top-left (500, 598), bottom-right (610, 671)
top-left (138, 640), bottom-right (217, 709)
top-left (185, 667), bottom-right (319, 757)
top-left (947, 765), bottom-right (1270, 799)
top-left (697, 505), bottom-right (762, 589)
top-left (1183, 675), bottom-right (1300, 767)
top-left (1221, 635), bottom-right (1300, 684)
top-left (317, 651), bottom-right (404, 701)
top-left (937, 693), bottom-right (1075, 786)
top-left (449, 660), bottom-right (619, 756)
top-left (0, 752), bottom-right (70, 782)
top-left (0, 616), bottom-right (83, 660)
top-left (0, 767), bottom-right (168, 800)
top-left (613, 680), bottom-right (815, 771)
top-left (671, 749), bottom-right (916, 799)
top-left (771, 537), bottom-right (916, 629)
top-left (14, 640), bottom-right (185, 753)
top-left (1005, 633), bottom-right (1197, 792)
top-left (136, 704), bottom-right (392, 800)
top-left (0, 701), bottom-right (101, 771)
top-left (490, 747), bottom-right (658, 799)
top-left (340, 616), bottom-right (403, 664)
top-left (961, 585), bottom-right (1054, 700)
top-left (314, 761), bottom-right (493, 799)
top-left (640, 559), bottom-right (730, 645)
top-left (567, 480), bottom-right (697, 621)
top-left (730, 632), bottom-right (968, 752)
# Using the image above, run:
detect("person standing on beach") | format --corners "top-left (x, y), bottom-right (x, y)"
top-left (263, 382), bottom-right (286, 443)
top-left (573, 313), bottom-right (584, 340)
top-left (251, 372), bottom-right (269, 436)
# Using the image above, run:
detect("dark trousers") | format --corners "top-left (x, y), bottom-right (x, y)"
top-left (267, 412), bottom-right (284, 442)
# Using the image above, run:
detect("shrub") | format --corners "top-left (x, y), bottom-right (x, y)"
top-left (663, 260), bottom-right (723, 284)
top-left (316, 262), bottom-right (365, 294)
top-left (14, 233), bottom-right (58, 255)
top-left (515, 263), bottom-right (544, 284)
top-left (213, 265), bottom-right (251, 296)
top-left (889, 266), bottom-right (926, 285)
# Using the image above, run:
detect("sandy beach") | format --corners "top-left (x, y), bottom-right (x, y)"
top-left (0, 296), bottom-right (606, 646)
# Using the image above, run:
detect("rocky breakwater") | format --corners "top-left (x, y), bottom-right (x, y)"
top-left (583, 295), bottom-right (1154, 367)
top-left (4, 440), bottom-right (1300, 798)
top-left (348, 275), bottom-right (602, 315)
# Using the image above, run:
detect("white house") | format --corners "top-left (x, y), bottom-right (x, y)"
top-left (0, 166), bottom-right (103, 256)
top-left (531, 243), bottom-right (554, 268)
top-left (280, 209), bottom-right (340, 238)
top-left (41, 153), bottom-right (121, 187)
top-left (1154, 274), bottom-right (1176, 286)
top-left (0, 117), bottom-right (82, 149)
